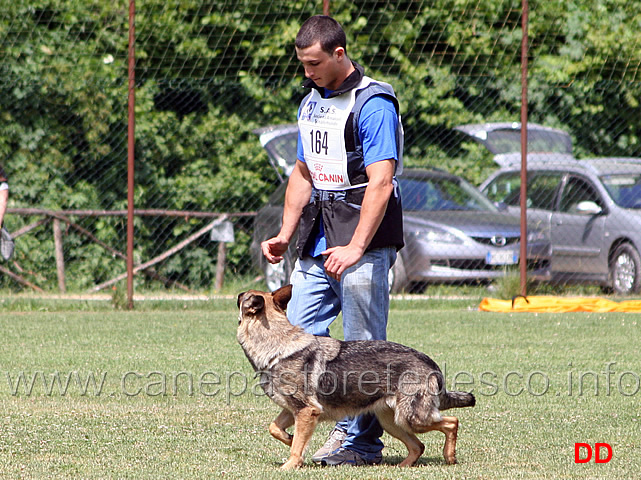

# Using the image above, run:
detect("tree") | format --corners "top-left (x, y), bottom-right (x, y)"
top-left (1, 0), bottom-right (640, 290)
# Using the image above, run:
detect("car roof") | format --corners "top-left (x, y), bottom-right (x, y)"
top-left (579, 158), bottom-right (641, 175)
top-left (490, 157), bottom-right (641, 176)
top-left (489, 152), bottom-right (577, 168)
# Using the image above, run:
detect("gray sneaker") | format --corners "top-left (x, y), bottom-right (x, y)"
top-left (311, 427), bottom-right (347, 463)
top-left (320, 447), bottom-right (383, 467)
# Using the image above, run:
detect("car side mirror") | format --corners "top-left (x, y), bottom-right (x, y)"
top-left (575, 200), bottom-right (602, 215)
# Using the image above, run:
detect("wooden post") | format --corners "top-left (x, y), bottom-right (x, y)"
top-left (53, 218), bottom-right (66, 293)
top-left (214, 242), bottom-right (226, 291)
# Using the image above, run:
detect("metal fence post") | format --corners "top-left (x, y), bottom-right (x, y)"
top-left (127, 0), bottom-right (136, 309)
top-left (519, 0), bottom-right (529, 297)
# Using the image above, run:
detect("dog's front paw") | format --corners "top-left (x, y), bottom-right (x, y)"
top-left (280, 457), bottom-right (303, 470)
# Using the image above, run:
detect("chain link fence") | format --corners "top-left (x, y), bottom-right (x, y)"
top-left (2, 1), bottom-right (641, 295)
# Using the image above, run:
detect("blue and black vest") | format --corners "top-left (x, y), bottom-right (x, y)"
top-left (296, 63), bottom-right (404, 258)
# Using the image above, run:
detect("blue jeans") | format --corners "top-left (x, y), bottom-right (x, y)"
top-left (287, 247), bottom-right (397, 458)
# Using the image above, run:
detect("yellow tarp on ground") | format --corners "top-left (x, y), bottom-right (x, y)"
top-left (479, 296), bottom-right (641, 313)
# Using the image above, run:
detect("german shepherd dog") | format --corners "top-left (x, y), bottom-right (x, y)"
top-left (237, 285), bottom-right (475, 470)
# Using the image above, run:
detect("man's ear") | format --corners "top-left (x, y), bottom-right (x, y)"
top-left (272, 284), bottom-right (293, 312)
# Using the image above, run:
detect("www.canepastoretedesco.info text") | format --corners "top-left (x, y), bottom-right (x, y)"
top-left (3, 362), bottom-right (639, 400)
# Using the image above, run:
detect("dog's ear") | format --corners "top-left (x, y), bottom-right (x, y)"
top-left (237, 291), bottom-right (246, 309)
top-left (272, 284), bottom-right (293, 312)
top-left (241, 293), bottom-right (265, 316)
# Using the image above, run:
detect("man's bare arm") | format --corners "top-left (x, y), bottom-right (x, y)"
top-left (261, 160), bottom-right (313, 264)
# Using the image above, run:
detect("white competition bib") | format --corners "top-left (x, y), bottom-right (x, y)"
top-left (298, 78), bottom-right (374, 190)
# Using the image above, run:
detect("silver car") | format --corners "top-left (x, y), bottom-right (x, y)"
top-left (467, 122), bottom-right (641, 294)
top-left (252, 124), bottom-right (551, 292)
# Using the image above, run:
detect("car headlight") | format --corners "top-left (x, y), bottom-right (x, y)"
top-left (415, 228), bottom-right (464, 245)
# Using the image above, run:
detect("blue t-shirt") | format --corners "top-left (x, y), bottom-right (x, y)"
top-left (297, 91), bottom-right (399, 257)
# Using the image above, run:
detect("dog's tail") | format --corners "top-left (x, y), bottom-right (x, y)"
top-left (440, 390), bottom-right (476, 410)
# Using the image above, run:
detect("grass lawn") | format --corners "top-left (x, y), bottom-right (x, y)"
top-left (1, 296), bottom-right (639, 479)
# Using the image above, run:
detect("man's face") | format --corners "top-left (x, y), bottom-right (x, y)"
top-left (295, 41), bottom-right (343, 91)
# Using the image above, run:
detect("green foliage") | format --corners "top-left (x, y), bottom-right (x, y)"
top-left (2, 1), bottom-right (641, 291)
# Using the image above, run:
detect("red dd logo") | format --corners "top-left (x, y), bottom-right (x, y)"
top-left (574, 443), bottom-right (613, 463)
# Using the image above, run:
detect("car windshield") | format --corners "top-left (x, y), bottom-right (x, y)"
top-left (600, 173), bottom-right (641, 209)
top-left (399, 176), bottom-right (497, 212)
top-left (482, 171), bottom-right (563, 209)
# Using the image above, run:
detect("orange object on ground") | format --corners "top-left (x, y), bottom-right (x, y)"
top-left (479, 296), bottom-right (641, 313)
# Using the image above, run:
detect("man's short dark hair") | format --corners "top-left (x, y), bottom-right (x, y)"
top-left (295, 15), bottom-right (347, 55)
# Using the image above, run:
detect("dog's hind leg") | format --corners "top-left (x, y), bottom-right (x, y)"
top-left (280, 406), bottom-right (321, 470)
top-left (376, 407), bottom-right (425, 467)
top-left (269, 409), bottom-right (294, 446)
top-left (416, 416), bottom-right (459, 465)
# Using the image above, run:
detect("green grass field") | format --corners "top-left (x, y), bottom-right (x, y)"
top-left (1, 296), bottom-right (639, 479)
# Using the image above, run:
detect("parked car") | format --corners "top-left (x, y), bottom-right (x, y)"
top-left (252, 124), bottom-right (551, 292)
top-left (463, 122), bottom-right (641, 294)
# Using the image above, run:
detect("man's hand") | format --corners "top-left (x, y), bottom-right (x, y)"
top-left (321, 244), bottom-right (365, 281)
top-left (261, 236), bottom-right (289, 264)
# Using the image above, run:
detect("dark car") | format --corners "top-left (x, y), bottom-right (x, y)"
top-left (252, 125), bottom-right (551, 292)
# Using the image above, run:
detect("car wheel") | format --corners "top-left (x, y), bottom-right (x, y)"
top-left (390, 253), bottom-right (408, 293)
top-left (610, 243), bottom-right (641, 295)
top-left (264, 255), bottom-right (292, 291)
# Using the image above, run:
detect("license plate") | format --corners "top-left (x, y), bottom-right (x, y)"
top-left (486, 250), bottom-right (518, 265)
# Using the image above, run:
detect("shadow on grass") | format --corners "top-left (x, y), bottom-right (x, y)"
top-left (383, 454), bottom-right (448, 466)
top-left (269, 455), bottom-right (448, 469)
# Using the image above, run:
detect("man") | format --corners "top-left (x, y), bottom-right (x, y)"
top-left (0, 165), bottom-right (12, 262)
top-left (261, 15), bottom-right (404, 466)
top-left (0, 166), bottom-right (8, 229)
